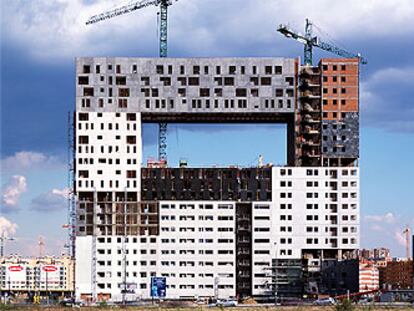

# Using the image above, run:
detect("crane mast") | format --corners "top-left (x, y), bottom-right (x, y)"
top-left (403, 226), bottom-right (411, 259)
top-left (86, 0), bottom-right (176, 161)
top-left (277, 18), bottom-right (367, 65)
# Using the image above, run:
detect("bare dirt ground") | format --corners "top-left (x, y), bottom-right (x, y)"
top-left (3, 306), bottom-right (414, 311)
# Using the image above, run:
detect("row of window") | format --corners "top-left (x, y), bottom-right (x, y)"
top-left (307, 237), bottom-right (357, 244)
top-left (322, 75), bottom-right (348, 83)
top-left (78, 112), bottom-right (136, 121)
top-left (77, 145), bottom-right (138, 154)
top-left (78, 179), bottom-right (137, 189)
top-left (323, 99), bottom-right (349, 106)
top-left (323, 111), bottom-right (350, 119)
top-left (83, 64), bottom-right (285, 76)
top-left (98, 282), bottom-right (234, 290)
top-left (322, 64), bottom-right (349, 71)
top-left (139, 87), bottom-right (294, 97)
top-left (78, 122), bottom-right (137, 131)
top-left (78, 158), bottom-right (138, 165)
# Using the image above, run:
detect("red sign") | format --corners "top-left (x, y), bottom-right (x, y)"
top-left (42, 265), bottom-right (58, 272)
top-left (8, 265), bottom-right (23, 272)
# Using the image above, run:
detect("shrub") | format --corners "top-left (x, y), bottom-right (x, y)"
top-left (335, 299), bottom-right (355, 311)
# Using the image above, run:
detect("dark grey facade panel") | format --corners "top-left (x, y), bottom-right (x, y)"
top-left (321, 112), bottom-right (359, 158)
top-left (141, 168), bottom-right (272, 201)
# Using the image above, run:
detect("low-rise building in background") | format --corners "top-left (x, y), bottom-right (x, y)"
top-left (320, 259), bottom-right (379, 295)
top-left (0, 255), bottom-right (74, 299)
top-left (379, 259), bottom-right (413, 290)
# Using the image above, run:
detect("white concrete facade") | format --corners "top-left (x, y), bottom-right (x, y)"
top-left (75, 166), bottom-right (359, 300)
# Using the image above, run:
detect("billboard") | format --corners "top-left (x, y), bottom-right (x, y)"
top-left (40, 265), bottom-right (60, 285)
top-left (6, 265), bottom-right (26, 283)
top-left (150, 277), bottom-right (166, 298)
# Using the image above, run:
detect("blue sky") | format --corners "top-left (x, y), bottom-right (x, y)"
top-left (1, 0), bottom-right (414, 257)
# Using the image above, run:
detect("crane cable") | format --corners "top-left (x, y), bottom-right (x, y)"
top-left (312, 22), bottom-right (350, 52)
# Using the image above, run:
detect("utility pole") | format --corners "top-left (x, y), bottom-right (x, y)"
top-left (46, 270), bottom-right (49, 305)
top-left (122, 187), bottom-right (128, 307)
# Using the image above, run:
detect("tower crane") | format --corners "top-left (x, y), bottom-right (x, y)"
top-left (86, 0), bottom-right (179, 161)
top-left (403, 225), bottom-right (411, 259)
top-left (277, 18), bottom-right (367, 66)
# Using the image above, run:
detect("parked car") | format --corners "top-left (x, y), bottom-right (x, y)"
top-left (359, 297), bottom-right (373, 305)
top-left (217, 299), bottom-right (238, 307)
top-left (313, 297), bottom-right (337, 305)
top-left (208, 299), bottom-right (238, 307)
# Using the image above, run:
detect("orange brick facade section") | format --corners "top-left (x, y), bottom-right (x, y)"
top-left (379, 260), bottom-right (413, 289)
top-left (320, 58), bottom-right (359, 121)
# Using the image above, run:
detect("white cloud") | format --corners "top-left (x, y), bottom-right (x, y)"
top-left (360, 66), bottom-right (414, 132)
top-left (1, 151), bottom-right (63, 172)
top-left (1, 175), bottom-right (27, 212)
top-left (0, 217), bottom-right (18, 237)
top-left (2, 0), bottom-right (414, 61)
top-left (52, 187), bottom-right (70, 199)
top-left (364, 212), bottom-right (396, 224)
top-left (30, 187), bottom-right (69, 212)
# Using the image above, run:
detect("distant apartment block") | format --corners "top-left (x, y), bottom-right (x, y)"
top-left (379, 259), bottom-right (413, 290)
top-left (0, 255), bottom-right (74, 296)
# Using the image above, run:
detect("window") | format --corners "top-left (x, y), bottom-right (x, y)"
top-left (274, 66), bottom-right (282, 74)
top-left (188, 77), bottom-right (199, 86)
top-left (156, 65), bottom-right (164, 74)
top-left (83, 65), bottom-right (91, 73)
top-left (285, 76), bottom-right (294, 85)
top-left (200, 88), bottom-right (210, 97)
top-left (78, 76), bottom-right (89, 85)
top-left (83, 87), bottom-right (94, 96)
top-left (236, 88), bottom-right (247, 97)
top-left (275, 89), bottom-right (283, 97)
top-left (118, 88), bottom-right (130, 97)
top-left (224, 77), bottom-right (234, 86)
top-left (260, 77), bottom-right (271, 85)
top-left (116, 76), bottom-right (126, 85)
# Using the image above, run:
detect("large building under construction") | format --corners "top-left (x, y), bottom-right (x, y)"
top-left (74, 57), bottom-right (360, 302)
